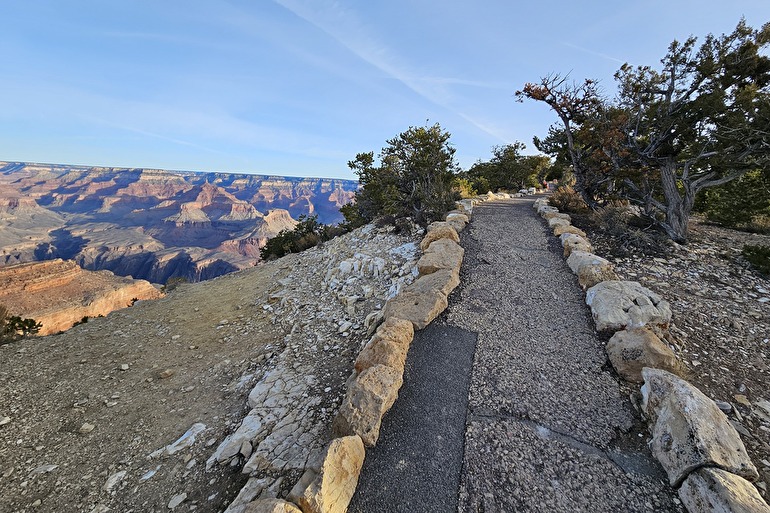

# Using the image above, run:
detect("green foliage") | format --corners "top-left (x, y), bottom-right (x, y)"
top-left (518, 20), bottom-right (770, 242)
top-left (342, 123), bottom-right (460, 226)
top-left (453, 177), bottom-right (477, 198)
top-left (742, 244), bottom-right (770, 275)
top-left (697, 169), bottom-right (770, 232)
top-left (0, 304), bottom-right (42, 345)
top-left (260, 215), bottom-right (347, 261)
top-left (466, 143), bottom-right (552, 193)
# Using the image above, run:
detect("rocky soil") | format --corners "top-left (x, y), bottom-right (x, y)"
top-left (0, 222), bottom-right (419, 513)
top-left (587, 217), bottom-right (770, 500)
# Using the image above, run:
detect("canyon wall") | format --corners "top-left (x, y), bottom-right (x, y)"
top-left (0, 259), bottom-right (162, 335)
top-left (0, 162), bottom-right (358, 283)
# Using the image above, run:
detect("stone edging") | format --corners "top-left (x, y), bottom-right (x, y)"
top-left (226, 202), bottom-right (479, 512)
top-left (533, 197), bottom-right (770, 513)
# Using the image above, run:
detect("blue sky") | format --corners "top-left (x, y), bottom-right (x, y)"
top-left (1, 1), bottom-right (767, 180)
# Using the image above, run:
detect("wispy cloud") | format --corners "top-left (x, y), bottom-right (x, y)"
top-left (271, 0), bottom-right (510, 142)
top-left (562, 42), bottom-right (626, 64)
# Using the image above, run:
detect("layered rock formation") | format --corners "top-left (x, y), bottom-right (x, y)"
top-left (0, 259), bottom-right (162, 335)
top-left (0, 162), bottom-right (358, 282)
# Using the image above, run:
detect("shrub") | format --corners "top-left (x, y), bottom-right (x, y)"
top-left (343, 124), bottom-right (460, 227)
top-left (160, 276), bottom-right (188, 293)
top-left (0, 304), bottom-right (42, 345)
top-left (698, 170), bottom-right (770, 233)
top-left (742, 244), bottom-right (770, 276)
top-left (549, 186), bottom-right (589, 214)
top-left (453, 177), bottom-right (477, 199)
top-left (260, 215), bottom-right (348, 261)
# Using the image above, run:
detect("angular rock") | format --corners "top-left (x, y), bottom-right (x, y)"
top-left (606, 328), bottom-right (680, 383)
top-left (577, 264), bottom-right (619, 290)
top-left (641, 368), bottom-right (759, 486)
top-left (547, 217), bottom-right (570, 229)
top-left (372, 316), bottom-right (414, 348)
top-left (537, 205), bottom-right (558, 215)
top-left (542, 211), bottom-right (571, 222)
top-left (288, 436), bottom-right (365, 513)
top-left (416, 239), bottom-right (464, 277)
top-left (445, 212), bottom-right (470, 233)
top-left (419, 222), bottom-right (460, 251)
top-left (333, 365), bottom-right (403, 446)
top-left (560, 233), bottom-right (593, 257)
top-left (553, 224), bottom-right (587, 238)
top-left (566, 251), bottom-right (618, 289)
top-left (354, 317), bottom-right (415, 374)
top-left (382, 276), bottom-right (449, 330)
top-left (585, 280), bottom-right (671, 333)
top-left (239, 499), bottom-right (303, 513)
top-left (446, 212), bottom-right (469, 224)
top-left (678, 467), bottom-right (770, 513)
top-left (456, 199), bottom-right (475, 214)
top-left (223, 477), bottom-right (275, 513)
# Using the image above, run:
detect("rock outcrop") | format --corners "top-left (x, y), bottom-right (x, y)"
top-left (0, 259), bottom-right (161, 334)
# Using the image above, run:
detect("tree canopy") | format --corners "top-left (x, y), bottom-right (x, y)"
top-left (343, 123), bottom-right (460, 226)
top-left (518, 20), bottom-right (770, 242)
top-left (465, 143), bottom-right (551, 193)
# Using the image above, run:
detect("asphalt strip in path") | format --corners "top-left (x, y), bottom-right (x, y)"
top-left (350, 198), bottom-right (682, 513)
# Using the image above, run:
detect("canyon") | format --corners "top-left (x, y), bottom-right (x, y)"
top-left (0, 259), bottom-right (162, 335)
top-left (0, 162), bottom-right (358, 284)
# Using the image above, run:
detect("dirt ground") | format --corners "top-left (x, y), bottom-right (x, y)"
top-left (0, 259), bottom-right (293, 513)
top-left (0, 222), bottom-right (419, 513)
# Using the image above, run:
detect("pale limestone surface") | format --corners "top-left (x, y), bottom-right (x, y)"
top-left (288, 436), bottom-right (365, 513)
top-left (560, 233), bottom-right (593, 257)
top-left (333, 365), bottom-right (403, 447)
top-left (641, 368), bottom-right (759, 486)
top-left (678, 468), bottom-right (770, 513)
top-left (586, 280), bottom-right (672, 332)
top-left (382, 276), bottom-right (450, 330)
top-left (606, 328), bottom-right (680, 383)
top-left (416, 238), bottom-right (464, 277)
top-left (553, 224), bottom-right (587, 238)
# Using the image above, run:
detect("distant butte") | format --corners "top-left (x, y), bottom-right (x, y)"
top-left (0, 259), bottom-right (162, 335)
top-left (0, 161), bottom-right (358, 283)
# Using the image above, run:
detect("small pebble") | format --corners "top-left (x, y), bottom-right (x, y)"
top-left (79, 423), bottom-right (95, 434)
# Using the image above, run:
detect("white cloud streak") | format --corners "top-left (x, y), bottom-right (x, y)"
top-left (271, 0), bottom-right (511, 142)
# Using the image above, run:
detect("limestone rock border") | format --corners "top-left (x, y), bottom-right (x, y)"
top-left (225, 204), bottom-right (475, 512)
top-left (535, 196), bottom-right (769, 512)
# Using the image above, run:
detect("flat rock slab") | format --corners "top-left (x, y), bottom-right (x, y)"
top-left (348, 324), bottom-right (476, 513)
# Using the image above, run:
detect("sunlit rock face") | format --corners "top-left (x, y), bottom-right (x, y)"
top-left (0, 259), bottom-right (162, 335)
top-left (0, 162), bottom-right (358, 283)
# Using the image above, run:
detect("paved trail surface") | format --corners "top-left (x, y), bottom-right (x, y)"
top-left (351, 198), bottom-right (682, 512)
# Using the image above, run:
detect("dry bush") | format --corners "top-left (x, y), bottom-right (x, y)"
top-left (549, 186), bottom-right (589, 214)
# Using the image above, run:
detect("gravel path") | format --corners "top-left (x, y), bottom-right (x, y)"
top-left (353, 197), bottom-right (684, 512)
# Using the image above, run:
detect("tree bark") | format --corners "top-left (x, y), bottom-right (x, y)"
top-left (659, 160), bottom-right (690, 243)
